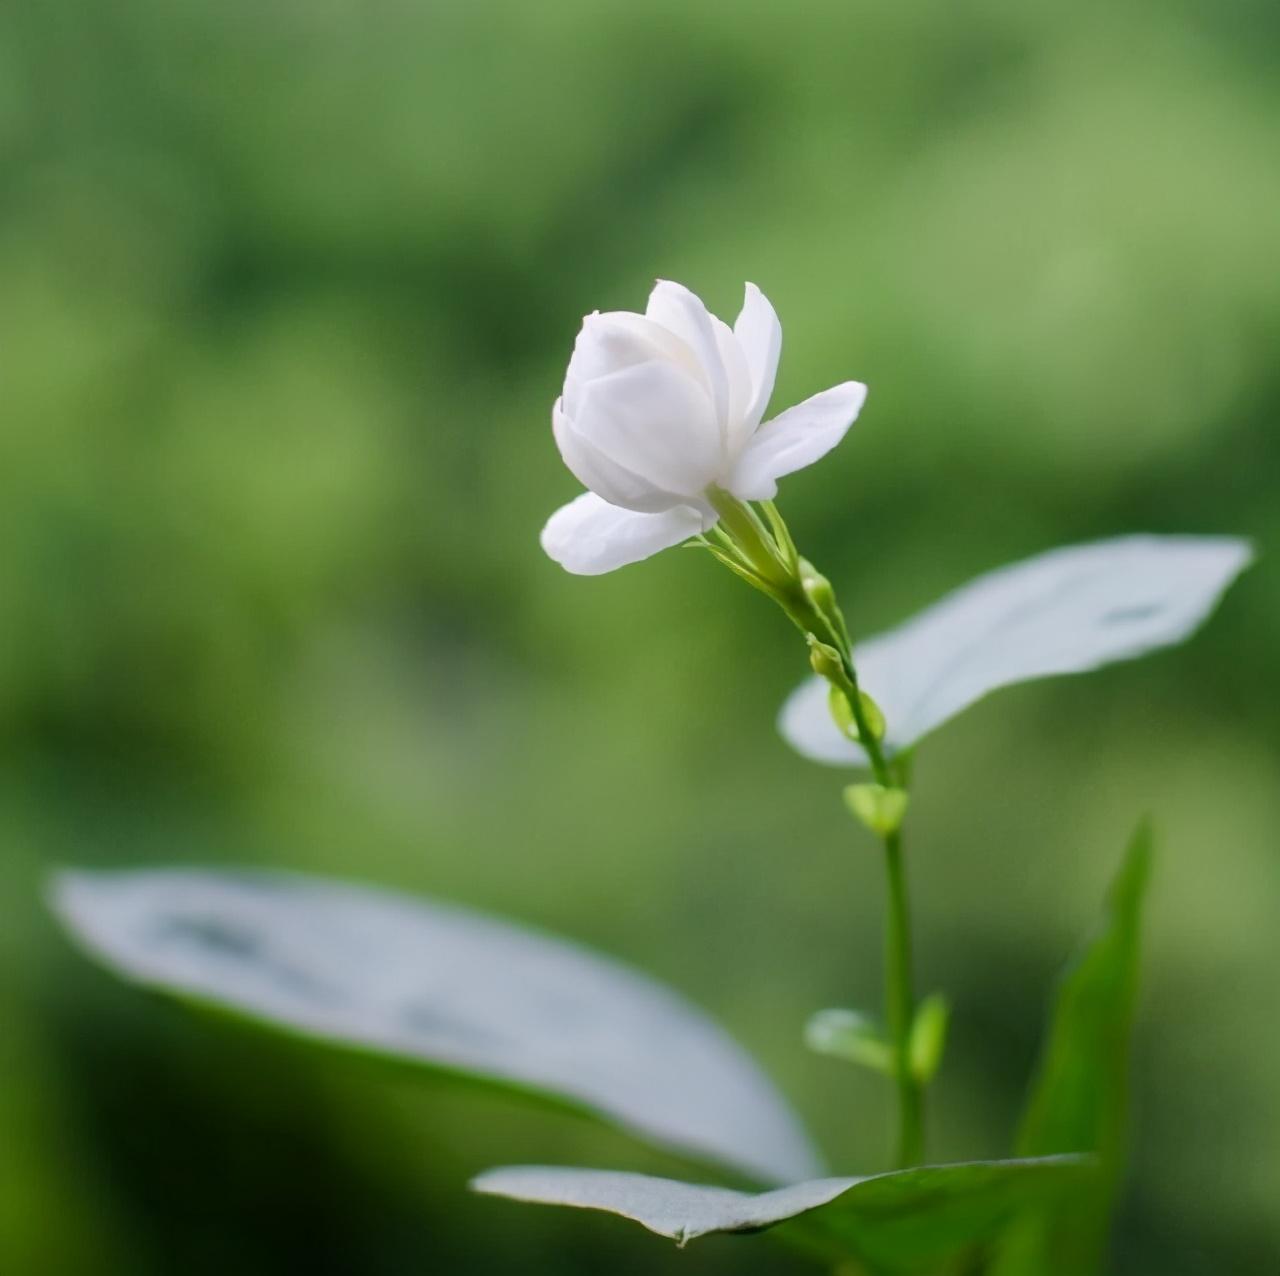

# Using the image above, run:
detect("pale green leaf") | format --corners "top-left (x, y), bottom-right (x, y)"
top-left (804, 1007), bottom-right (893, 1075)
top-left (474, 1157), bottom-right (1090, 1272)
top-left (50, 867), bottom-right (820, 1185)
top-left (781, 536), bottom-right (1252, 766)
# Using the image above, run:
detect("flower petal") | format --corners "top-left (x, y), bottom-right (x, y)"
top-left (712, 316), bottom-right (754, 455)
top-left (566, 312), bottom-right (703, 408)
top-left (540, 493), bottom-right (708, 575)
top-left (646, 280), bottom-right (730, 436)
top-left (733, 283), bottom-right (782, 430)
top-left (553, 398), bottom-right (687, 514)
top-left (726, 381), bottom-right (867, 501)
top-left (572, 361), bottom-right (723, 500)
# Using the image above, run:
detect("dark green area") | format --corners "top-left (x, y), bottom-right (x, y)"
top-left (2, 1), bottom-right (1277, 1273)
top-left (994, 823), bottom-right (1150, 1275)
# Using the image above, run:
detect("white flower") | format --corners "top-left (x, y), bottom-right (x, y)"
top-left (540, 280), bottom-right (867, 575)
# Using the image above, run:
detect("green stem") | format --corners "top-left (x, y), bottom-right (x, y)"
top-left (883, 826), bottom-right (923, 1168)
top-left (794, 591), bottom-right (924, 1166)
top-left (783, 580), bottom-right (923, 1168)
top-left (704, 492), bottom-right (926, 1166)
top-left (833, 652), bottom-right (892, 788)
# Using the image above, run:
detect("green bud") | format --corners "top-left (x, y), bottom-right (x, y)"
top-left (858, 690), bottom-right (886, 741)
top-left (908, 992), bottom-right (950, 1084)
top-left (806, 634), bottom-right (845, 681)
top-left (803, 1007), bottom-right (894, 1075)
top-left (844, 782), bottom-right (909, 835)
top-left (828, 686), bottom-right (887, 744)
top-left (829, 684), bottom-right (856, 736)
top-left (799, 557), bottom-right (837, 614)
top-left (798, 556), bottom-right (853, 648)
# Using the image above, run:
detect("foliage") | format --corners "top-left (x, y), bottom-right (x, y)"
top-left (993, 825), bottom-right (1152, 1276)
top-left (4, 2), bottom-right (1276, 1274)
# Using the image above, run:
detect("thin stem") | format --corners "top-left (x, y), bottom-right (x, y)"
top-left (789, 583), bottom-right (924, 1165)
top-left (784, 581), bottom-right (923, 1166)
top-left (833, 652), bottom-right (892, 788)
top-left (883, 827), bottom-right (923, 1168)
top-left (704, 493), bottom-right (926, 1165)
top-left (783, 585), bottom-right (894, 788)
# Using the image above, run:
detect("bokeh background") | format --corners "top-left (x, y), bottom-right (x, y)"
top-left (3, 1), bottom-right (1278, 1272)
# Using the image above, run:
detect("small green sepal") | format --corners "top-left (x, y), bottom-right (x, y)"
top-left (760, 501), bottom-right (800, 573)
top-left (844, 782), bottom-right (909, 836)
top-left (908, 992), bottom-right (950, 1084)
top-left (704, 542), bottom-right (770, 593)
top-left (804, 1007), bottom-right (894, 1075)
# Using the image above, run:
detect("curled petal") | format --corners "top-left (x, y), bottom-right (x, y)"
top-left (572, 361), bottom-right (722, 500)
top-left (540, 493), bottom-right (708, 575)
top-left (553, 398), bottom-right (686, 514)
top-left (566, 312), bottom-right (703, 405)
top-left (733, 283), bottom-right (782, 430)
top-left (646, 280), bottom-right (730, 433)
top-left (726, 381), bottom-right (867, 502)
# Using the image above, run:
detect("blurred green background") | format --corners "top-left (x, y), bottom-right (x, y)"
top-left (2, 0), bottom-right (1277, 1272)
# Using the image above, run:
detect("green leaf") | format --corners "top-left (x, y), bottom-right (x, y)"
top-left (804, 1007), bottom-right (894, 1075)
top-left (992, 822), bottom-right (1152, 1276)
top-left (781, 536), bottom-right (1252, 766)
top-left (50, 867), bottom-right (821, 1186)
top-left (473, 1157), bottom-right (1090, 1272)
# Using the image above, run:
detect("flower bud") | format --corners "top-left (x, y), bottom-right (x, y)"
top-left (908, 993), bottom-right (950, 1084)
top-left (799, 558), bottom-right (837, 615)
top-left (828, 685), bottom-right (886, 744)
top-left (843, 782), bottom-right (909, 836)
top-left (806, 634), bottom-right (845, 681)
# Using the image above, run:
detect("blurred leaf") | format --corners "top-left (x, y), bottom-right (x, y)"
top-left (908, 992), bottom-right (950, 1085)
top-left (780, 537), bottom-right (1253, 766)
top-left (991, 823), bottom-right (1152, 1276)
top-left (50, 867), bottom-right (821, 1186)
top-left (804, 1007), bottom-right (893, 1075)
top-left (473, 1156), bottom-right (1090, 1271)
